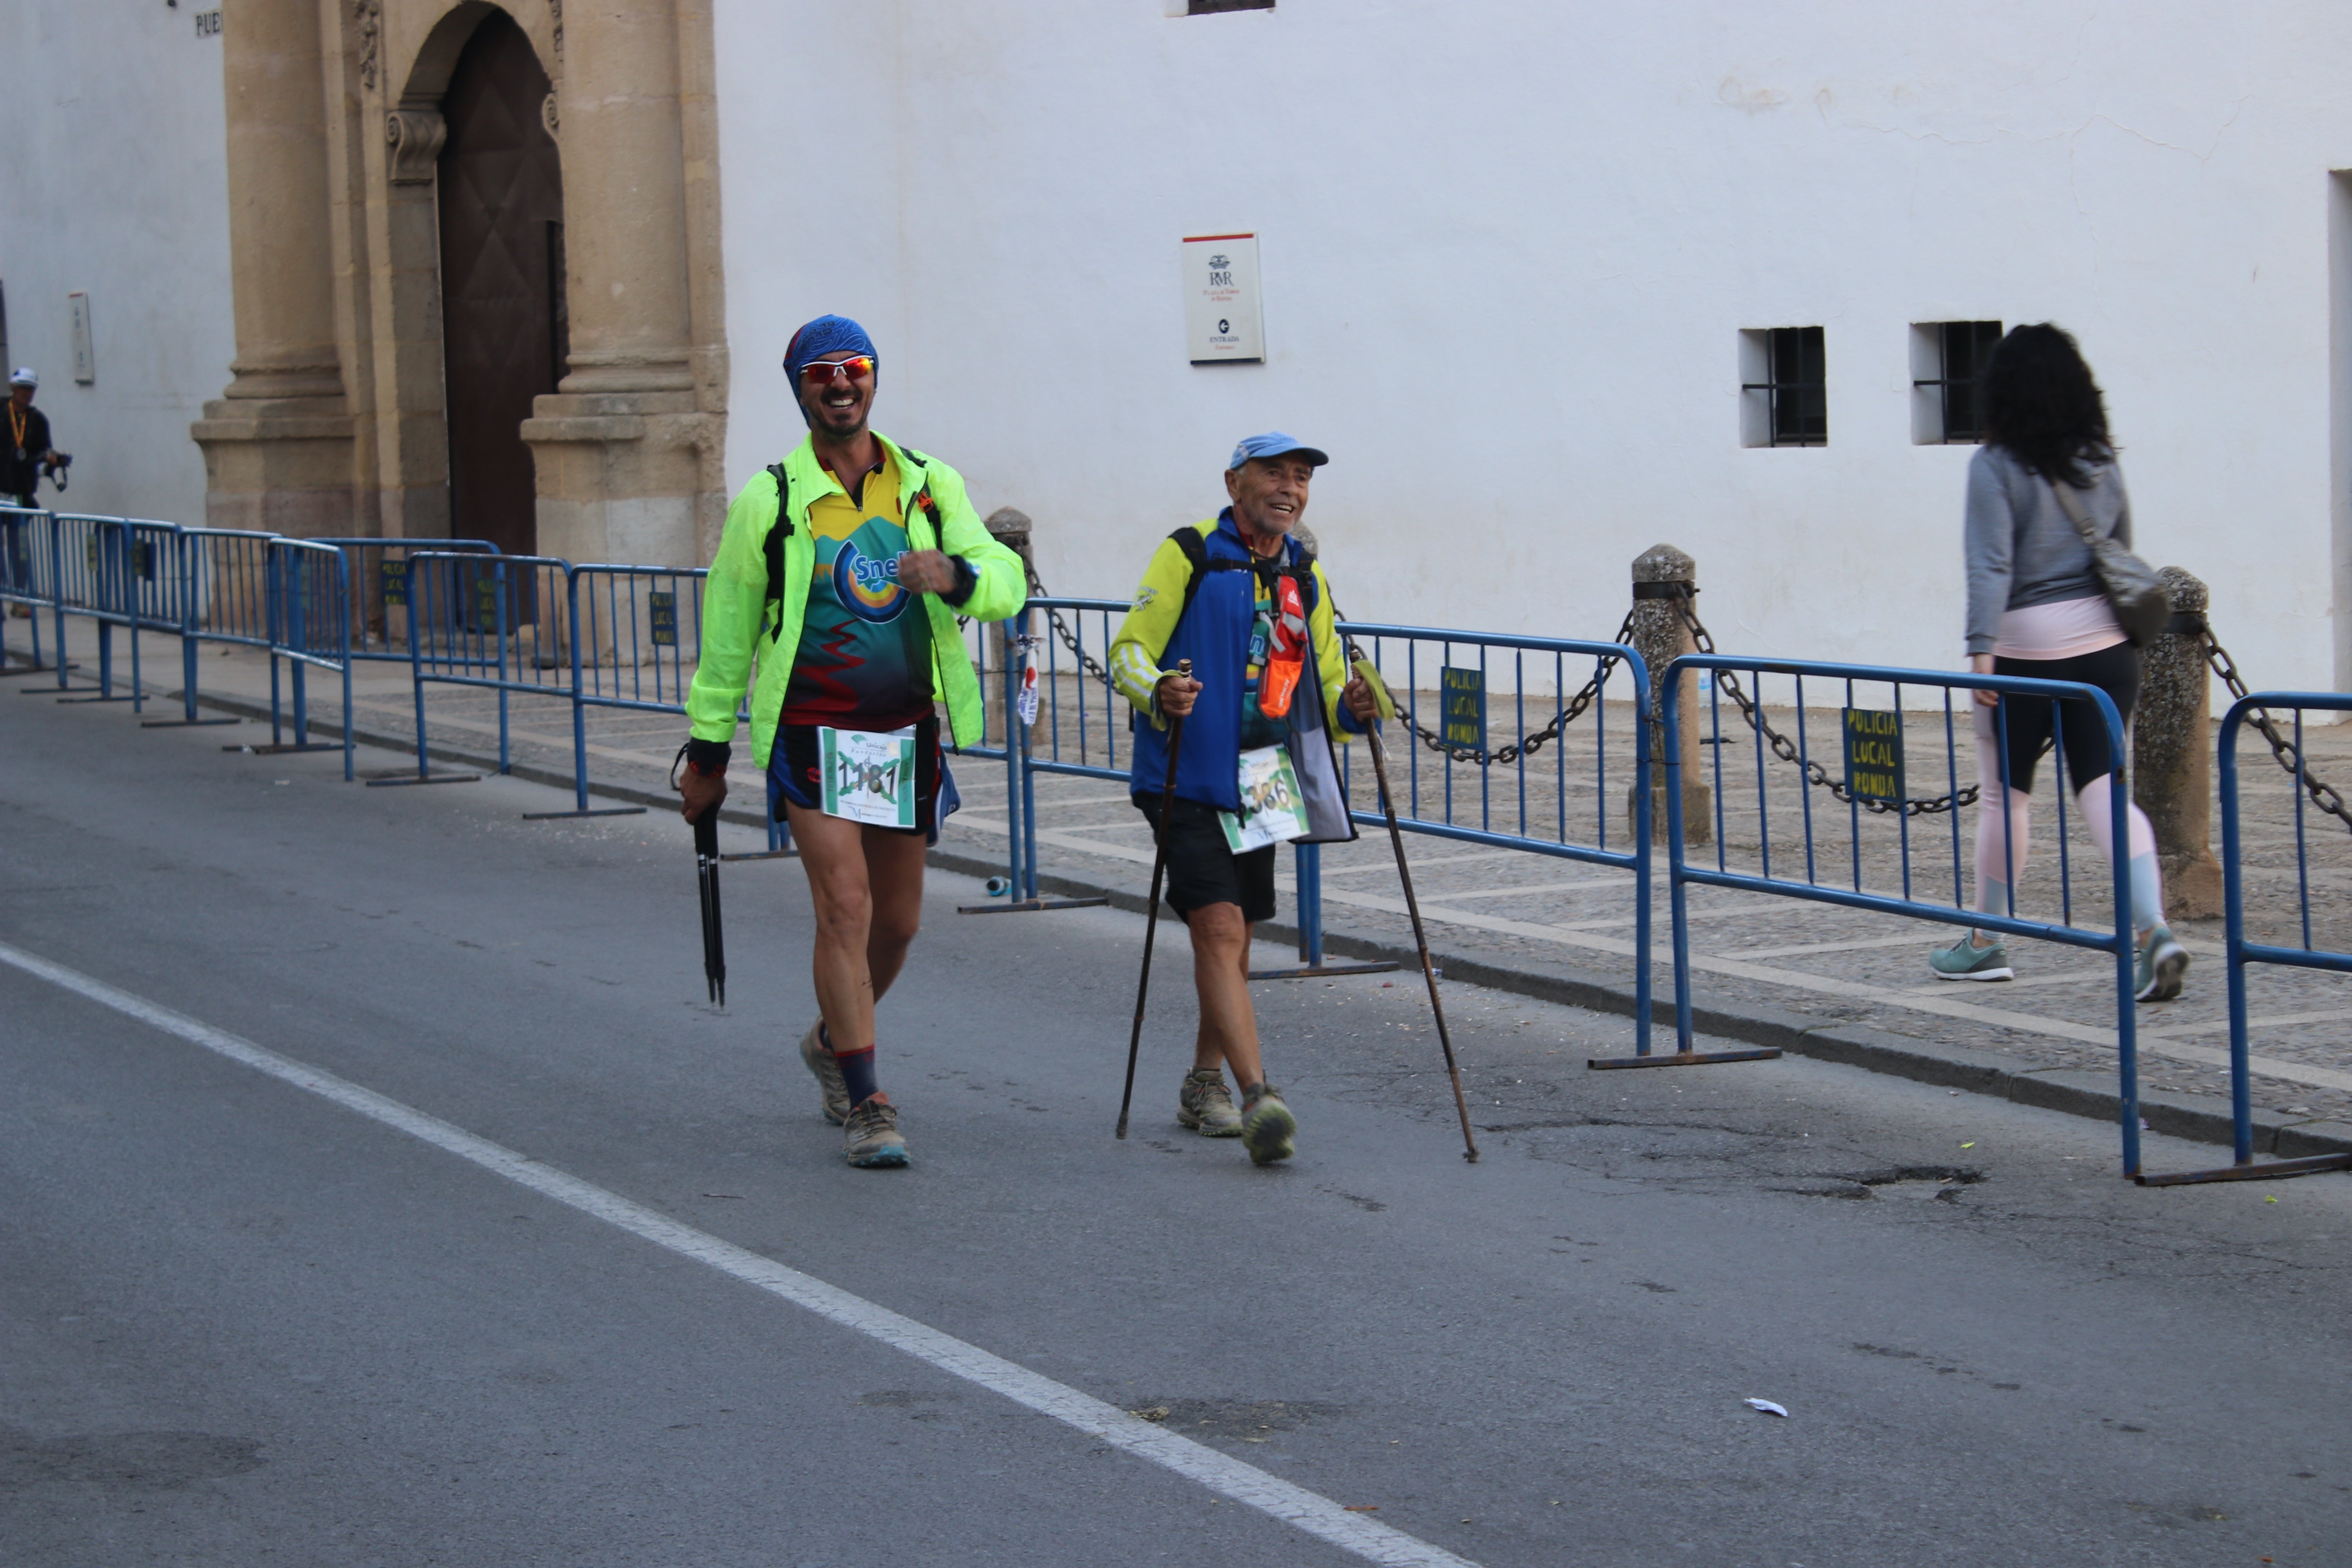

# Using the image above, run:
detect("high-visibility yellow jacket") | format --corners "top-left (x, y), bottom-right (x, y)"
top-left (685, 433), bottom-right (1027, 769)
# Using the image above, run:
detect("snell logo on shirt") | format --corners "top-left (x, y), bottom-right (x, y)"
top-left (832, 539), bottom-right (910, 622)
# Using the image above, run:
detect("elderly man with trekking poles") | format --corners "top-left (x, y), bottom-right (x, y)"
top-left (1107, 434), bottom-right (1387, 1166)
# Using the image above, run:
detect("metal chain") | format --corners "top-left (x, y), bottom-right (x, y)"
top-left (1672, 594), bottom-right (1979, 817)
top-left (2198, 621), bottom-right (2352, 832)
top-left (1020, 561), bottom-right (1115, 686)
top-left (1333, 608), bottom-right (1637, 767)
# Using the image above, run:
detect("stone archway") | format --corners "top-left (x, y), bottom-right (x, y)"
top-left (435, 11), bottom-right (562, 557)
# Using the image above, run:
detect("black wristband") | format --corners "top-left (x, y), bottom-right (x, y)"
top-left (942, 555), bottom-right (980, 608)
top-left (685, 738), bottom-right (732, 774)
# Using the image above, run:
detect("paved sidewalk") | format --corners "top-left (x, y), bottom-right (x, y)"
top-left (16, 613), bottom-right (2352, 1137)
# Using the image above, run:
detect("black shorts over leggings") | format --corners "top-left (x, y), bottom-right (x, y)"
top-left (1133, 792), bottom-right (1278, 925)
top-left (1991, 642), bottom-right (2140, 795)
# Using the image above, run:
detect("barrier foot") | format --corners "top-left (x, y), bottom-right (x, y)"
top-left (2134, 1152), bottom-right (2352, 1187)
top-left (56, 692), bottom-right (136, 704)
top-left (1249, 960), bottom-right (1403, 981)
top-left (1588, 1046), bottom-right (1784, 1070)
top-left (364, 771), bottom-right (483, 787)
top-left (143, 716), bottom-right (240, 728)
top-left (719, 848), bottom-right (799, 863)
top-left (956, 896), bottom-right (1112, 915)
top-left (520, 806), bottom-right (648, 820)
top-left (232, 742), bottom-right (344, 755)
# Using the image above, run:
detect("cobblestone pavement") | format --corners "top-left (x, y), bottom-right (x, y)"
top-left (20, 615), bottom-right (2352, 1131)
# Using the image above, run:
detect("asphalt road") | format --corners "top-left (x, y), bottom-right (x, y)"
top-left (3, 692), bottom-right (2347, 1568)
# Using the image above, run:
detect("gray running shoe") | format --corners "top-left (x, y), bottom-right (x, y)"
top-left (1929, 932), bottom-right (2014, 982)
top-left (1178, 1067), bottom-right (1243, 1137)
top-left (1240, 1083), bottom-right (1297, 1167)
top-left (843, 1094), bottom-right (908, 1168)
top-left (799, 1020), bottom-right (852, 1125)
top-left (2136, 927), bottom-right (2189, 1002)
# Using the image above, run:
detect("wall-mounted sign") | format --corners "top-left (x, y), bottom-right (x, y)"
top-left (1440, 666), bottom-right (1486, 751)
top-left (1183, 232), bottom-right (1262, 363)
top-left (67, 292), bottom-right (94, 385)
top-left (1842, 708), bottom-right (1904, 804)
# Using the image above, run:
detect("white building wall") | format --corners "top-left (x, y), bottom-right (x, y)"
top-left (0, 4), bottom-right (233, 527)
top-left (716, 0), bottom-right (2352, 694)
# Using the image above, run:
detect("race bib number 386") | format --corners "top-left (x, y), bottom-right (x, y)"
top-left (818, 724), bottom-right (918, 829)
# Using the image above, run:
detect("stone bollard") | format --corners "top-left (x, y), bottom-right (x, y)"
top-left (983, 507), bottom-right (1036, 680)
top-left (2132, 566), bottom-right (2223, 920)
top-left (1626, 544), bottom-right (1710, 845)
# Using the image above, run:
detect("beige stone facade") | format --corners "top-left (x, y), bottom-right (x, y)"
top-left (192, 0), bottom-right (727, 566)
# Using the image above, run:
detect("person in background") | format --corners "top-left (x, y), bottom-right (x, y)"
top-left (3, 368), bottom-right (58, 619)
top-left (1931, 323), bottom-right (2188, 1001)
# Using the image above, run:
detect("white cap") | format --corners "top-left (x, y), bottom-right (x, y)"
top-left (7, 367), bottom-right (34, 388)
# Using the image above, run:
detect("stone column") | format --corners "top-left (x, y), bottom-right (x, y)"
top-left (521, 0), bottom-right (711, 569)
top-left (191, 0), bottom-right (358, 536)
top-left (1627, 544), bottom-right (1710, 845)
top-left (2133, 566), bottom-right (2223, 919)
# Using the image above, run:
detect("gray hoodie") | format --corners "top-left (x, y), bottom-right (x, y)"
top-left (1962, 443), bottom-right (2130, 655)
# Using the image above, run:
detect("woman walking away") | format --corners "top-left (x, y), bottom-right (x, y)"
top-left (1931, 323), bottom-right (2189, 1001)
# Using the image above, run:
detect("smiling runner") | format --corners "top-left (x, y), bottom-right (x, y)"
top-left (679, 315), bottom-right (1027, 1168)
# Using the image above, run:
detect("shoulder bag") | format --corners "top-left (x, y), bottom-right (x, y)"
top-left (2047, 477), bottom-right (2169, 645)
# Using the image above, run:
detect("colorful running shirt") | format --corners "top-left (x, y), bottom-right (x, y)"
top-left (779, 451), bottom-right (936, 728)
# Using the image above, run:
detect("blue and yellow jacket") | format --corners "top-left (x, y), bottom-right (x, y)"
top-left (1109, 510), bottom-right (1364, 837)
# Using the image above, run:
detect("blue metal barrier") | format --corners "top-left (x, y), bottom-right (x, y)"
top-left (1336, 622), bottom-right (1655, 1009)
top-left (1657, 654), bottom-right (2147, 1172)
top-left (265, 539), bottom-right (356, 779)
top-left (2181, 692), bottom-right (2352, 1185)
top-left (541, 562), bottom-right (703, 825)
top-left (0, 505), bottom-right (58, 677)
top-left (180, 526), bottom-right (283, 735)
top-left (377, 550), bottom-right (571, 786)
top-left (47, 514), bottom-right (141, 703)
top-left (307, 537), bottom-right (499, 662)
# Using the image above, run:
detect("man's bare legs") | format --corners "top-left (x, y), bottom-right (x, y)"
top-left (1183, 900), bottom-right (1264, 1088)
top-left (784, 801), bottom-right (929, 1056)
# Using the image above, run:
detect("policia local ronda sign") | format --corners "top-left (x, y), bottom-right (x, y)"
top-left (1842, 708), bottom-right (1904, 804)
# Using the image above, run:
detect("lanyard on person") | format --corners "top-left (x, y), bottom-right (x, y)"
top-left (7, 404), bottom-right (24, 457)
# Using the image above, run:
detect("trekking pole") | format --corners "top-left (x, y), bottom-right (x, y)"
top-left (1116, 658), bottom-right (1191, 1139)
top-left (674, 743), bottom-right (726, 1007)
top-left (1354, 659), bottom-right (1479, 1163)
top-left (695, 804), bottom-right (727, 1007)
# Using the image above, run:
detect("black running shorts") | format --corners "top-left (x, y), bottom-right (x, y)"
top-left (770, 714), bottom-right (942, 836)
top-left (1134, 791), bottom-right (1278, 925)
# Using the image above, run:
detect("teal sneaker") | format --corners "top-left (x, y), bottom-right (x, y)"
top-left (799, 1020), bottom-right (851, 1126)
top-left (2136, 927), bottom-right (2189, 1002)
top-left (1178, 1067), bottom-right (1244, 1137)
top-left (1929, 932), bottom-right (2014, 982)
top-left (842, 1094), bottom-right (909, 1168)
top-left (1240, 1083), bottom-right (1297, 1166)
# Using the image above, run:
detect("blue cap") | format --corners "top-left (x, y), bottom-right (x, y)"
top-left (1227, 432), bottom-right (1329, 472)
top-left (783, 315), bottom-right (877, 383)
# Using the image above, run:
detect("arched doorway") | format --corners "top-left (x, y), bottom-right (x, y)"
top-left (437, 11), bottom-right (563, 558)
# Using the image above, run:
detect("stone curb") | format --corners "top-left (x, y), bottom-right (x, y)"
top-left (155, 681), bottom-right (2352, 1168)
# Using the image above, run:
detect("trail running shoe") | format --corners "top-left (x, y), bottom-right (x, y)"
top-left (2137, 927), bottom-right (2189, 1002)
top-left (799, 1020), bottom-right (851, 1125)
top-left (842, 1094), bottom-right (909, 1168)
top-left (1178, 1068), bottom-right (1244, 1137)
top-left (1929, 933), bottom-right (2014, 982)
top-left (1240, 1083), bottom-right (1297, 1167)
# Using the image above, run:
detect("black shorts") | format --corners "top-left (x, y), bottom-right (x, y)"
top-left (1134, 792), bottom-right (1278, 925)
top-left (1990, 643), bottom-right (2140, 794)
top-left (770, 714), bottom-right (942, 836)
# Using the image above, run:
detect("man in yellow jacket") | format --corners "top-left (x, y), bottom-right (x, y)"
top-left (680, 316), bottom-right (1026, 1167)
top-left (1109, 434), bottom-right (1380, 1165)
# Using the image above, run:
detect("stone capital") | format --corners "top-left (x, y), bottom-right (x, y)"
top-left (385, 109), bottom-right (446, 185)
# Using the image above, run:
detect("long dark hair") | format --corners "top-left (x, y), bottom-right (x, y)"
top-left (1980, 323), bottom-right (2112, 487)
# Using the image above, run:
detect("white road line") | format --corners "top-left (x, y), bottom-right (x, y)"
top-left (0, 940), bottom-right (1477, 1568)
